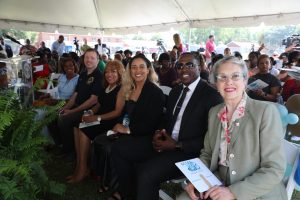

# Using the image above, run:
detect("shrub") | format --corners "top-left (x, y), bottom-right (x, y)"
top-left (0, 90), bottom-right (65, 200)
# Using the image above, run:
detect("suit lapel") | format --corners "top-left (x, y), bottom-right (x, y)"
top-left (131, 80), bottom-right (150, 117)
top-left (179, 80), bottom-right (205, 134)
top-left (228, 119), bottom-right (242, 147)
top-left (229, 98), bottom-right (252, 148)
top-left (170, 85), bottom-right (184, 112)
top-left (166, 85), bottom-right (183, 133)
top-left (211, 119), bottom-right (222, 170)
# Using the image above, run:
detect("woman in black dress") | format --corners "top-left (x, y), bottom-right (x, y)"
top-left (97, 54), bottom-right (165, 200)
top-left (67, 60), bottom-right (125, 183)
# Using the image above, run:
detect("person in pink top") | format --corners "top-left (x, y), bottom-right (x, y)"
top-left (205, 35), bottom-right (216, 62)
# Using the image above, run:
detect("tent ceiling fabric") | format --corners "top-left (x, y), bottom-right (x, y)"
top-left (0, 0), bottom-right (299, 34)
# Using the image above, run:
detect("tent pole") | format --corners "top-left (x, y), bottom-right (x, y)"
top-left (101, 30), bottom-right (104, 40)
top-left (188, 25), bottom-right (192, 52)
top-left (101, 30), bottom-right (105, 48)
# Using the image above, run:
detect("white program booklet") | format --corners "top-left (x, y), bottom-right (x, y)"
top-left (247, 79), bottom-right (269, 91)
top-left (175, 158), bottom-right (222, 192)
top-left (79, 121), bottom-right (100, 129)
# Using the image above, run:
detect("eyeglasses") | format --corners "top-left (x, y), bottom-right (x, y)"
top-left (215, 72), bottom-right (245, 82)
top-left (176, 62), bottom-right (195, 70)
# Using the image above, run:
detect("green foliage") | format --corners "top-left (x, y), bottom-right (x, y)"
top-left (0, 29), bottom-right (26, 40)
top-left (0, 91), bottom-right (65, 200)
top-left (179, 25), bottom-right (300, 46)
top-left (0, 29), bottom-right (37, 43)
top-left (132, 35), bottom-right (146, 40)
top-left (150, 34), bottom-right (163, 41)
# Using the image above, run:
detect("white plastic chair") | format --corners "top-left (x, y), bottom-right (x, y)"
top-left (159, 178), bottom-right (185, 200)
top-left (38, 73), bottom-right (61, 99)
top-left (284, 140), bottom-right (300, 200)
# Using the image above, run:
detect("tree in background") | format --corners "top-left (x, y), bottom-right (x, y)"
top-left (0, 29), bottom-right (37, 44)
top-left (179, 25), bottom-right (300, 49)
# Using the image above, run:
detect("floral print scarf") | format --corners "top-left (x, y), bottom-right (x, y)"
top-left (217, 93), bottom-right (247, 166)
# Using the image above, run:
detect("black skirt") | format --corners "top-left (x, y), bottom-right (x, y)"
top-left (81, 119), bottom-right (116, 140)
top-left (92, 134), bottom-right (124, 189)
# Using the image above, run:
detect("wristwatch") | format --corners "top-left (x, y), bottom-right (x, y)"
top-left (97, 115), bottom-right (101, 122)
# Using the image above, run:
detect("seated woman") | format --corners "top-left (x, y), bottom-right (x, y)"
top-left (281, 58), bottom-right (300, 101)
top-left (156, 52), bottom-right (178, 88)
top-left (56, 58), bottom-right (79, 100)
top-left (193, 52), bottom-right (209, 82)
top-left (247, 51), bottom-right (260, 77)
top-left (32, 51), bottom-right (50, 91)
top-left (179, 56), bottom-right (287, 200)
top-left (46, 58), bottom-right (79, 146)
top-left (247, 54), bottom-right (281, 102)
top-left (67, 60), bottom-right (125, 183)
top-left (93, 54), bottom-right (165, 199)
top-left (40, 57), bottom-right (79, 103)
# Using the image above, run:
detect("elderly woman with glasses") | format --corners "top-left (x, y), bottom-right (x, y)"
top-left (178, 56), bottom-right (287, 200)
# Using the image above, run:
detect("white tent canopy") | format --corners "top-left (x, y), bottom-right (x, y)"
top-left (0, 0), bottom-right (300, 35)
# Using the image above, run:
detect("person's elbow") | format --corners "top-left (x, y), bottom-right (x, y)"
top-left (112, 108), bottom-right (122, 118)
top-left (89, 95), bottom-right (98, 105)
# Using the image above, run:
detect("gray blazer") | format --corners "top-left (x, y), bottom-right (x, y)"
top-left (200, 98), bottom-right (287, 200)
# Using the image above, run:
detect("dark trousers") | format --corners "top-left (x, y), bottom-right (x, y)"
top-left (111, 135), bottom-right (196, 200)
top-left (47, 118), bottom-right (61, 146)
top-left (57, 110), bottom-right (83, 154)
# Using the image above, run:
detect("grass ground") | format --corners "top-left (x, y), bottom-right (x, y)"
top-left (294, 192), bottom-right (300, 200)
top-left (43, 147), bottom-right (300, 200)
top-left (43, 149), bottom-right (182, 200)
top-left (43, 151), bottom-right (108, 200)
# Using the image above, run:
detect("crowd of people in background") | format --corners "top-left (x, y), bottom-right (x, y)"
top-left (1, 32), bottom-right (299, 200)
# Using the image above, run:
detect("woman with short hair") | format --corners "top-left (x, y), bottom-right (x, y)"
top-left (179, 56), bottom-right (287, 200)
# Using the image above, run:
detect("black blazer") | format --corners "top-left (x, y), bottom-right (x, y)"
top-left (129, 81), bottom-right (165, 137)
top-left (165, 79), bottom-right (223, 154)
top-left (94, 44), bottom-right (110, 54)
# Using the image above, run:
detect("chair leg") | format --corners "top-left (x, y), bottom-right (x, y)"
top-left (159, 189), bottom-right (174, 200)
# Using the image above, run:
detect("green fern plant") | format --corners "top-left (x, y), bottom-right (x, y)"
top-left (0, 90), bottom-right (66, 200)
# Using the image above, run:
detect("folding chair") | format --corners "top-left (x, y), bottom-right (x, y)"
top-left (284, 140), bottom-right (300, 200)
top-left (38, 73), bottom-right (61, 99)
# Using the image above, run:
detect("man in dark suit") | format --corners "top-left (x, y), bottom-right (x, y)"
top-left (111, 52), bottom-right (223, 200)
top-left (94, 38), bottom-right (110, 56)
